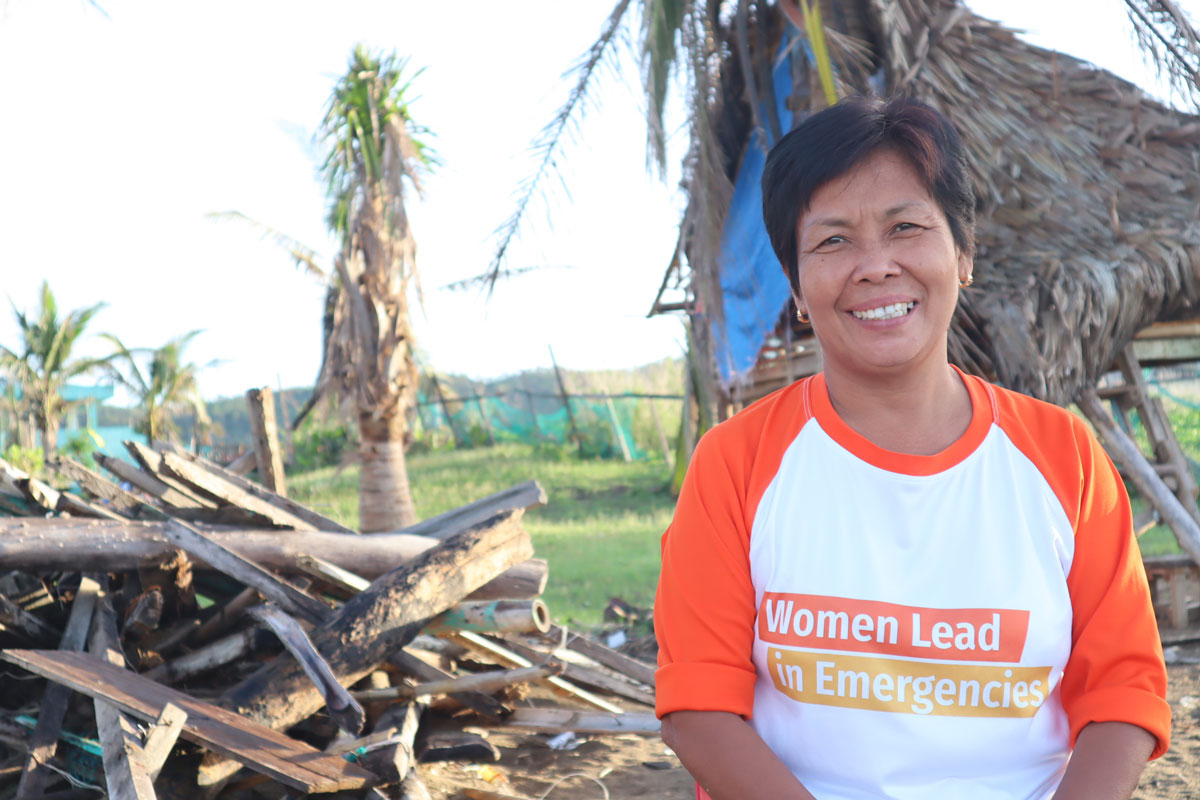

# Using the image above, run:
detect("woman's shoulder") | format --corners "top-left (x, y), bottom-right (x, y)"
top-left (969, 375), bottom-right (1100, 472)
top-left (693, 378), bottom-right (816, 467)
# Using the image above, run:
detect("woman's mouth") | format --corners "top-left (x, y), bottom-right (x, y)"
top-left (850, 301), bottom-right (915, 321)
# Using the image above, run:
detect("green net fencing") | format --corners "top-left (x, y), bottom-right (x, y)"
top-left (413, 389), bottom-right (679, 461)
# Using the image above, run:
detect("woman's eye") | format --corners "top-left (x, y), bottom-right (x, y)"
top-left (818, 235), bottom-right (846, 248)
top-left (894, 222), bottom-right (921, 233)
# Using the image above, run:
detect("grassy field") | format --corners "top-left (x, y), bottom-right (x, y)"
top-left (290, 443), bottom-right (675, 628)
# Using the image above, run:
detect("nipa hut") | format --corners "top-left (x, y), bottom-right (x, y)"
top-left (646, 1), bottom-right (1200, 576)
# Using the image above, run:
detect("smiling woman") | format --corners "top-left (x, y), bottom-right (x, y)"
top-left (654, 97), bottom-right (1169, 800)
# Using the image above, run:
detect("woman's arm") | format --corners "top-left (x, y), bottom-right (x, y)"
top-left (1051, 722), bottom-right (1157, 800)
top-left (662, 710), bottom-right (817, 800)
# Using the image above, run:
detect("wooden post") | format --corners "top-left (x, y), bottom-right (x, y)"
top-left (430, 374), bottom-right (463, 447)
top-left (548, 347), bottom-right (583, 457)
top-left (246, 387), bottom-right (287, 497)
top-left (475, 384), bottom-right (495, 446)
top-left (521, 377), bottom-right (543, 442)
top-left (602, 391), bottom-right (632, 462)
top-left (648, 398), bottom-right (674, 466)
top-left (1078, 388), bottom-right (1200, 564)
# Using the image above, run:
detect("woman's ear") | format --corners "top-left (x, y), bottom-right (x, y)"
top-left (957, 250), bottom-right (974, 285)
top-left (792, 290), bottom-right (806, 318)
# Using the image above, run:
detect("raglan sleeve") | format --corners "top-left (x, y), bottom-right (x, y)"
top-left (1060, 420), bottom-right (1171, 759)
top-left (654, 426), bottom-right (759, 720)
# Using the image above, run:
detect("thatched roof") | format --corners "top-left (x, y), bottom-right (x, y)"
top-left (661, 0), bottom-right (1200, 406)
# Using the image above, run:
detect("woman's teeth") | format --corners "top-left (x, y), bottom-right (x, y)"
top-left (851, 302), bottom-right (915, 321)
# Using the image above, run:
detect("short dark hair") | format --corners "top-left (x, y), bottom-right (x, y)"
top-left (761, 96), bottom-right (976, 293)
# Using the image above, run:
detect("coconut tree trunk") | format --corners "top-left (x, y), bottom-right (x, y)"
top-left (358, 412), bottom-right (417, 531)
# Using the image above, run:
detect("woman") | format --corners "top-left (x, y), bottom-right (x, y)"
top-left (654, 96), bottom-right (1170, 800)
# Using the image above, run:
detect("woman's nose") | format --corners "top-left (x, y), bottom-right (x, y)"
top-left (851, 240), bottom-right (901, 282)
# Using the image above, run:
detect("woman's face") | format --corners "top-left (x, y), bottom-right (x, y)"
top-left (794, 148), bottom-right (971, 383)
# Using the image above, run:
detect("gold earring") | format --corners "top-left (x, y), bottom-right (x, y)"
top-left (959, 275), bottom-right (974, 288)
top-left (796, 308), bottom-right (810, 324)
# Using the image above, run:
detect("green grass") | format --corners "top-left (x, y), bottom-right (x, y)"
top-left (289, 443), bottom-right (675, 627)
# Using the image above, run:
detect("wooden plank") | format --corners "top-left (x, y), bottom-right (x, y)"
top-left (123, 442), bottom-right (217, 508)
top-left (0, 593), bottom-right (60, 645)
top-left (496, 637), bottom-right (655, 707)
top-left (154, 441), bottom-right (353, 534)
top-left (160, 452), bottom-right (313, 530)
top-left (496, 708), bottom-right (660, 735)
top-left (550, 624), bottom-right (657, 687)
top-left (96, 453), bottom-right (203, 509)
top-left (162, 520), bottom-right (331, 624)
top-left (386, 650), bottom-right (511, 721)
top-left (226, 450), bottom-right (257, 475)
top-left (0, 650), bottom-right (377, 793)
top-left (88, 580), bottom-right (158, 800)
top-left (398, 480), bottom-right (547, 541)
top-left (15, 576), bottom-right (99, 799)
top-left (47, 458), bottom-right (161, 517)
top-left (351, 663), bottom-right (561, 702)
top-left (1131, 337), bottom-right (1200, 365)
top-left (246, 387), bottom-right (288, 496)
top-left (141, 703), bottom-right (187, 779)
top-left (448, 631), bottom-right (623, 713)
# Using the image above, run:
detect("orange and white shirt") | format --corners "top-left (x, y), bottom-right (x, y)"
top-left (656, 370), bottom-right (1169, 800)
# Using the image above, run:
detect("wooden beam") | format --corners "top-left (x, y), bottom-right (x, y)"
top-left (398, 480), bottom-right (547, 541)
top-left (154, 441), bottom-right (353, 533)
top-left (351, 663), bottom-right (562, 702)
top-left (246, 604), bottom-right (364, 735)
top-left (447, 631), bottom-right (623, 713)
top-left (0, 519), bottom-right (548, 600)
top-left (495, 637), bottom-right (655, 707)
top-left (96, 453), bottom-right (203, 509)
top-left (246, 387), bottom-right (288, 496)
top-left (495, 708), bottom-right (660, 735)
top-left (199, 511), bottom-right (533, 786)
top-left (159, 452), bottom-right (313, 530)
top-left (1078, 389), bottom-right (1200, 564)
top-left (0, 650), bottom-right (378, 794)
top-left (163, 520), bottom-right (331, 624)
top-left (15, 576), bottom-right (99, 799)
top-left (141, 702), bottom-right (187, 780)
top-left (385, 650), bottom-right (511, 721)
top-left (87, 581), bottom-right (158, 800)
top-left (225, 450), bottom-right (257, 476)
top-left (123, 442), bottom-right (216, 508)
top-left (47, 458), bottom-right (162, 518)
top-left (549, 625), bottom-right (657, 686)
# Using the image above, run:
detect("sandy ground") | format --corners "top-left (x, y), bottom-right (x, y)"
top-left (414, 649), bottom-right (1200, 800)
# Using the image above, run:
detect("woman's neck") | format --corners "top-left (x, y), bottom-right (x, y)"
top-left (822, 361), bottom-right (973, 456)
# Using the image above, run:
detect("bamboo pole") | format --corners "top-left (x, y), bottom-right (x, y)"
top-left (549, 347), bottom-right (583, 457)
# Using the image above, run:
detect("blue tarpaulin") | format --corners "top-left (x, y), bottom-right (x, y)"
top-left (712, 40), bottom-right (796, 384)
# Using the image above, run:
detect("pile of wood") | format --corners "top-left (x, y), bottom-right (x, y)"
top-left (0, 443), bottom-right (659, 799)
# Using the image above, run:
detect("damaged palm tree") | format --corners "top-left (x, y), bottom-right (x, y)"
top-left (314, 46), bottom-right (438, 531)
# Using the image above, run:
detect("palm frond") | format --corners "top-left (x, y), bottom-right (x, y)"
top-left (1125, 0), bottom-right (1200, 109)
top-left (641, 0), bottom-right (690, 173)
top-left (207, 211), bottom-right (329, 281)
top-left (483, 0), bottom-right (635, 296)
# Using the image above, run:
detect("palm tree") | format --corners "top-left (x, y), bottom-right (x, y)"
top-left (313, 45), bottom-right (437, 531)
top-left (0, 281), bottom-right (109, 457)
top-left (102, 330), bottom-right (213, 446)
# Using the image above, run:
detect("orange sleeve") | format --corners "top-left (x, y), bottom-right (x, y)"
top-left (1060, 418), bottom-right (1171, 759)
top-left (655, 426), bottom-right (759, 719)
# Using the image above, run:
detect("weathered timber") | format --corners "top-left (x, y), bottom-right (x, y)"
top-left (386, 650), bottom-right (512, 721)
top-left (0, 594), bottom-right (60, 645)
top-left (192, 586), bottom-right (260, 645)
top-left (47, 458), bottom-right (163, 518)
top-left (159, 452), bottom-right (313, 530)
top-left (496, 708), bottom-right (660, 735)
top-left (416, 731), bottom-right (500, 764)
top-left (15, 576), bottom-right (99, 799)
top-left (96, 453), bottom-right (203, 509)
top-left (141, 702), bottom-right (186, 780)
top-left (295, 553), bottom-right (370, 596)
top-left (123, 442), bottom-right (216, 508)
top-left (56, 488), bottom-right (127, 520)
top-left (225, 450), bottom-right (257, 475)
top-left (1078, 389), bottom-right (1200, 564)
top-left (446, 631), bottom-right (623, 713)
top-left (398, 480), bottom-right (546, 541)
top-left (0, 650), bottom-right (378, 793)
top-left (246, 387), bottom-right (288, 497)
top-left (0, 519), bottom-right (548, 599)
top-left (246, 604), bottom-right (364, 735)
top-left (163, 520), bottom-right (330, 624)
top-left (154, 441), bottom-right (354, 533)
top-left (360, 701), bottom-right (424, 785)
top-left (549, 624), bottom-right (657, 686)
top-left (495, 637), bottom-right (655, 707)
top-left (350, 663), bottom-right (562, 702)
top-left (88, 580), bottom-right (158, 800)
top-left (142, 627), bottom-right (260, 685)
top-left (198, 510), bottom-right (533, 786)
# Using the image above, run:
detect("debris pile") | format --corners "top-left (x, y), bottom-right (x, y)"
top-left (0, 442), bottom-right (659, 799)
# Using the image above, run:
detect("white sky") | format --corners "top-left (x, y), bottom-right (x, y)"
top-left (0, 0), bottom-right (1191, 401)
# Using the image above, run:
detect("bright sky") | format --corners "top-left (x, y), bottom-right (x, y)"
top-left (0, 0), bottom-right (1188, 401)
